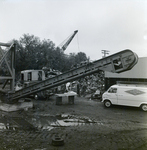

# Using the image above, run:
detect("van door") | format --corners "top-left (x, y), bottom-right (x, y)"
top-left (107, 87), bottom-right (118, 104)
top-left (117, 88), bottom-right (145, 107)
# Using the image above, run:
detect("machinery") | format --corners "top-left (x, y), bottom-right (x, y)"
top-left (18, 69), bottom-right (62, 99)
top-left (58, 30), bottom-right (78, 51)
top-left (0, 41), bottom-right (138, 103)
top-left (13, 30), bottom-right (79, 100)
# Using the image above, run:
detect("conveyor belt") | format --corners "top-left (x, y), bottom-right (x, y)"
top-left (10, 49), bottom-right (138, 101)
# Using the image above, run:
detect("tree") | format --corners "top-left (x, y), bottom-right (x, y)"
top-left (14, 34), bottom-right (41, 71)
top-left (14, 34), bottom-right (57, 73)
top-left (75, 52), bottom-right (88, 64)
top-left (13, 34), bottom-right (89, 76)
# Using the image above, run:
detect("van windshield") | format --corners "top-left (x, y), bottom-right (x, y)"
top-left (108, 88), bottom-right (117, 93)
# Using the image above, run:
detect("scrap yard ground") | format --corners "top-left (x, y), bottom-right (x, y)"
top-left (0, 96), bottom-right (147, 150)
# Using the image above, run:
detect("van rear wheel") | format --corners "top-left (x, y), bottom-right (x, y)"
top-left (141, 104), bottom-right (147, 112)
top-left (104, 100), bottom-right (112, 108)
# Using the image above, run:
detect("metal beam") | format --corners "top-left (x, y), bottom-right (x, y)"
top-left (0, 42), bottom-right (12, 47)
top-left (0, 43), bottom-right (14, 66)
top-left (0, 77), bottom-right (13, 79)
top-left (0, 47), bottom-right (13, 76)
top-left (0, 42), bottom-right (16, 94)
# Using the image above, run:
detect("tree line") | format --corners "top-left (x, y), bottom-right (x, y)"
top-left (12, 34), bottom-right (89, 75)
top-left (0, 34), bottom-right (105, 95)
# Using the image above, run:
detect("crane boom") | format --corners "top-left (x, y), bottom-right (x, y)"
top-left (9, 49), bottom-right (138, 101)
top-left (59, 30), bottom-right (78, 51)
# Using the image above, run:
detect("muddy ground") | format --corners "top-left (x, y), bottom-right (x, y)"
top-left (0, 95), bottom-right (147, 150)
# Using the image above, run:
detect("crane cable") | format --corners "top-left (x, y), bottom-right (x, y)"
top-left (76, 32), bottom-right (80, 52)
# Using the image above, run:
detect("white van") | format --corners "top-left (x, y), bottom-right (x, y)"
top-left (102, 84), bottom-right (147, 111)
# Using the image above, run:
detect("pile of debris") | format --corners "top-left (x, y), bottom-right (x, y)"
top-left (78, 71), bottom-right (104, 99)
top-left (65, 71), bottom-right (105, 99)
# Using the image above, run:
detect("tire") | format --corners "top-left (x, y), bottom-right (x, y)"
top-left (104, 100), bottom-right (112, 108)
top-left (141, 104), bottom-right (147, 112)
top-left (52, 135), bottom-right (64, 146)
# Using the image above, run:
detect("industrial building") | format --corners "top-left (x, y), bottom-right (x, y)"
top-left (105, 57), bottom-right (147, 90)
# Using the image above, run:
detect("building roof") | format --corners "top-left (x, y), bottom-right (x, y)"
top-left (105, 57), bottom-right (147, 79)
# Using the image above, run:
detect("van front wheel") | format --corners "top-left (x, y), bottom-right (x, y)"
top-left (141, 104), bottom-right (147, 112)
top-left (104, 100), bottom-right (112, 108)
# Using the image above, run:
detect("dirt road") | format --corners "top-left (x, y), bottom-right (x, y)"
top-left (0, 96), bottom-right (147, 150)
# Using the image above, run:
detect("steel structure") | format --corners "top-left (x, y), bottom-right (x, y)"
top-left (0, 42), bottom-right (16, 94)
top-left (58, 30), bottom-right (78, 51)
top-left (0, 42), bottom-right (138, 103)
top-left (9, 49), bottom-right (138, 102)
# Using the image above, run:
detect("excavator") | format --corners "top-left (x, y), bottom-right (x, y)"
top-left (0, 41), bottom-right (138, 104)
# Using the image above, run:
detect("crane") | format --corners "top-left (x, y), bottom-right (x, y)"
top-left (58, 30), bottom-right (78, 51)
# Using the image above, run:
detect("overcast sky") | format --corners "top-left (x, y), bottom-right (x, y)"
top-left (0, 0), bottom-right (147, 60)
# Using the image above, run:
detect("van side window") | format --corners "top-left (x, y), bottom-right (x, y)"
top-left (108, 88), bottom-right (117, 93)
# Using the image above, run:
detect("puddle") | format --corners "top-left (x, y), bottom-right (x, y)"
top-left (0, 117), bottom-right (35, 131)
top-left (0, 114), bottom-right (103, 131)
top-left (31, 114), bottom-right (103, 131)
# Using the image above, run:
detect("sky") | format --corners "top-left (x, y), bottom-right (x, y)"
top-left (0, 0), bottom-right (147, 61)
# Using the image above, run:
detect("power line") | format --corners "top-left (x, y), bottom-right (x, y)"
top-left (101, 50), bottom-right (109, 58)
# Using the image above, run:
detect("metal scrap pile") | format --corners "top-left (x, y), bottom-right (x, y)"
top-left (78, 71), bottom-right (105, 98)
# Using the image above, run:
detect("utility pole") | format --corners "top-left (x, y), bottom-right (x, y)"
top-left (101, 50), bottom-right (109, 58)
